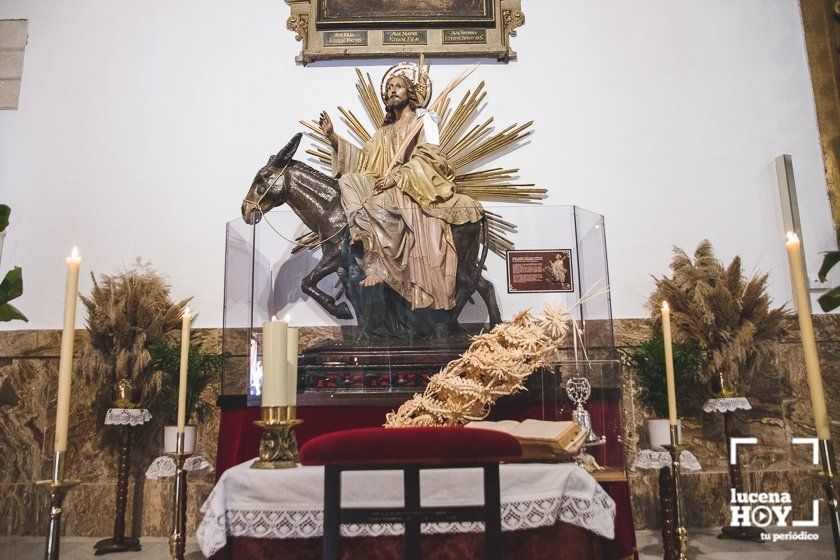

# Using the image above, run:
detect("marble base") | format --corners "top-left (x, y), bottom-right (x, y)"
top-left (1, 315), bottom-right (840, 536)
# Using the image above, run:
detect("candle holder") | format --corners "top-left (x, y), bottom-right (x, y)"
top-left (816, 439), bottom-right (840, 559)
top-left (251, 405), bottom-right (303, 469)
top-left (662, 425), bottom-right (688, 560)
top-left (36, 450), bottom-right (80, 560)
top-left (94, 408), bottom-right (150, 555)
top-left (167, 432), bottom-right (194, 560)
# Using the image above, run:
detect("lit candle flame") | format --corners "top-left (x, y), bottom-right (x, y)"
top-left (662, 301), bottom-right (670, 312)
top-left (183, 306), bottom-right (191, 319)
top-left (271, 315), bottom-right (278, 322)
top-left (67, 246), bottom-right (81, 262)
top-left (284, 313), bottom-right (291, 323)
top-left (786, 231), bottom-right (799, 244)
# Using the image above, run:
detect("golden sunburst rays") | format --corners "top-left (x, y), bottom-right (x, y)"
top-left (484, 210), bottom-right (517, 258)
top-left (437, 80), bottom-right (543, 204)
top-left (440, 82), bottom-right (487, 149)
top-left (337, 106), bottom-right (372, 143)
top-left (298, 119), bottom-right (332, 166)
top-left (297, 64), bottom-right (546, 255)
top-left (355, 68), bottom-right (385, 128)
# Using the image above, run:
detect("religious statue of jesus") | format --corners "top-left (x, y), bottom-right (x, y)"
top-left (318, 63), bottom-right (483, 311)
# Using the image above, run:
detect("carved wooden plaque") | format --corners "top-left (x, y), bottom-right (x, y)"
top-left (285, 0), bottom-right (524, 64)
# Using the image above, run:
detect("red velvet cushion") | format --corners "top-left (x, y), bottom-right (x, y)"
top-left (299, 427), bottom-right (522, 466)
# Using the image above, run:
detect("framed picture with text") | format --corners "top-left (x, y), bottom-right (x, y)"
top-left (284, 0), bottom-right (525, 64)
top-left (506, 249), bottom-right (574, 294)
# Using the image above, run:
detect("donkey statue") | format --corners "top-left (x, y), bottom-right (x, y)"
top-left (242, 133), bottom-right (500, 339)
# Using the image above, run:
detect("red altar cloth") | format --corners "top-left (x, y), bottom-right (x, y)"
top-left (215, 402), bottom-right (637, 560)
top-left (211, 521), bottom-right (603, 560)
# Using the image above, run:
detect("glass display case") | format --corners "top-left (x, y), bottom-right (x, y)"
top-left (222, 204), bottom-right (623, 468)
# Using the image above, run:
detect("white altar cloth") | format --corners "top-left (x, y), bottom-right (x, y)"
top-left (197, 459), bottom-right (616, 558)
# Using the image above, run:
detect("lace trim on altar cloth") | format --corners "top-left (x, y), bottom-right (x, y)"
top-left (104, 408), bottom-right (151, 426)
top-left (702, 397), bottom-right (751, 414)
top-left (145, 456), bottom-right (214, 479)
top-left (632, 449), bottom-right (702, 472)
top-left (196, 486), bottom-right (616, 558)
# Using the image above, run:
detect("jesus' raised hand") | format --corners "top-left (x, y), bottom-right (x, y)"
top-left (319, 111), bottom-right (339, 150)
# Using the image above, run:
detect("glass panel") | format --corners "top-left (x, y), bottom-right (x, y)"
top-left (223, 204), bottom-right (623, 468)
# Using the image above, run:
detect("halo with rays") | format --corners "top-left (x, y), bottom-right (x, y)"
top-left (299, 57), bottom-right (545, 258)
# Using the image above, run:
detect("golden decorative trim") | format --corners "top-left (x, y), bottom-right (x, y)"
top-left (283, 0), bottom-right (524, 64)
top-left (286, 14), bottom-right (309, 42)
top-left (502, 9), bottom-right (525, 41)
top-left (800, 0), bottom-right (840, 243)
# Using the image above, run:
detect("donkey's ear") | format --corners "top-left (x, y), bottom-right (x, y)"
top-left (272, 132), bottom-right (303, 167)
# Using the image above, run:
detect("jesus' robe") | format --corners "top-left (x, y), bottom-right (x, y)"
top-left (331, 117), bottom-right (482, 310)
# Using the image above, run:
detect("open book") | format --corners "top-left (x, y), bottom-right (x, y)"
top-left (465, 419), bottom-right (587, 461)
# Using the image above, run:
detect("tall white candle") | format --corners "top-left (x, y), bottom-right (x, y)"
top-left (785, 232), bottom-right (831, 440)
top-left (262, 317), bottom-right (288, 406)
top-left (176, 307), bottom-right (192, 433)
top-left (55, 247), bottom-right (81, 453)
top-left (287, 325), bottom-right (299, 406)
top-left (661, 301), bottom-right (678, 426)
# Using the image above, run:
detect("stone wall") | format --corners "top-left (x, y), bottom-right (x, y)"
top-left (0, 315), bottom-right (838, 536)
top-left (0, 329), bottom-right (223, 537)
top-left (0, 19), bottom-right (27, 110)
top-left (617, 315), bottom-right (840, 529)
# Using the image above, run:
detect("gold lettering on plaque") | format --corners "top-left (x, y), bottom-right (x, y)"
top-left (382, 30), bottom-right (427, 45)
top-left (323, 31), bottom-right (368, 46)
top-left (442, 29), bottom-right (487, 44)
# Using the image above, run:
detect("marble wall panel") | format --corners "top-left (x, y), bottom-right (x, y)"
top-left (0, 359), bottom-right (50, 484)
top-left (2, 316), bottom-right (840, 536)
top-left (0, 484), bottom-right (49, 536)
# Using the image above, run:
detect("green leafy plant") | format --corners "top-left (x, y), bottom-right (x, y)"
top-left (78, 260), bottom-right (189, 405)
top-left (818, 251), bottom-right (840, 312)
top-left (649, 240), bottom-right (789, 394)
top-left (621, 334), bottom-right (706, 418)
top-left (0, 204), bottom-right (9, 232)
top-left (0, 266), bottom-right (26, 322)
top-left (0, 205), bottom-right (27, 322)
top-left (149, 341), bottom-right (228, 425)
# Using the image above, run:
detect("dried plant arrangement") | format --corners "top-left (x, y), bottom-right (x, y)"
top-left (386, 304), bottom-right (572, 427)
top-left (648, 240), bottom-right (789, 394)
top-left (78, 259), bottom-right (190, 406)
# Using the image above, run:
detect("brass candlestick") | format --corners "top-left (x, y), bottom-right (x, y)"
top-left (662, 424), bottom-right (688, 560)
top-left (817, 439), bottom-right (840, 560)
top-left (36, 450), bottom-right (80, 560)
top-left (167, 432), bottom-right (193, 560)
top-left (251, 405), bottom-right (303, 469)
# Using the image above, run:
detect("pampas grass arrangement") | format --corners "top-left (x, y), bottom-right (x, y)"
top-left (648, 240), bottom-right (789, 394)
top-left (78, 260), bottom-right (190, 406)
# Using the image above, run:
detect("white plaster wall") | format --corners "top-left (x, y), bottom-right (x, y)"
top-left (0, 0), bottom-right (834, 329)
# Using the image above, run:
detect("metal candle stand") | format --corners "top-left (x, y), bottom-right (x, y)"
top-left (36, 451), bottom-right (80, 560)
top-left (817, 439), bottom-right (840, 560)
top-left (251, 405), bottom-right (303, 469)
top-left (661, 424), bottom-right (688, 560)
top-left (167, 432), bottom-right (193, 560)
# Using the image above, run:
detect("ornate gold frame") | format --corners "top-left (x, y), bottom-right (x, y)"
top-left (315, 0), bottom-right (494, 29)
top-left (285, 0), bottom-right (524, 64)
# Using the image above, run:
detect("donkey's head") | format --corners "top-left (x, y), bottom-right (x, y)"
top-left (241, 133), bottom-right (302, 224)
